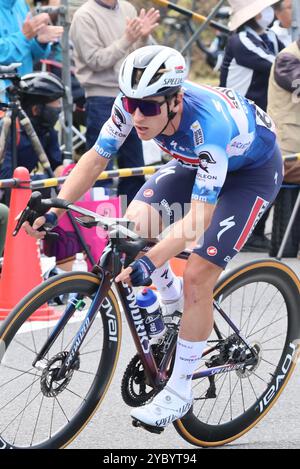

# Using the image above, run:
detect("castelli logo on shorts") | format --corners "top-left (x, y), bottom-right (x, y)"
top-left (143, 189), bottom-right (154, 198)
top-left (207, 246), bottom-right (218, 256)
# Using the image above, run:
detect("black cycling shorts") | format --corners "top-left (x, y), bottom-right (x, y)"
top-left (134, 145), bottom-right (283, 268)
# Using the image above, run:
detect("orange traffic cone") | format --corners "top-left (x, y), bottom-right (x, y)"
top-left (0, 167), bottom-right (57, 321)
top-left (170, 257), bottom-right (186, 277)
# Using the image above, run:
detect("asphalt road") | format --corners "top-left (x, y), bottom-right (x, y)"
top-left (67, 253), bottom-right (300, 450)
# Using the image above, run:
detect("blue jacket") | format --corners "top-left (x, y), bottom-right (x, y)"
top-left (0, 0), bottom-right (50, 97)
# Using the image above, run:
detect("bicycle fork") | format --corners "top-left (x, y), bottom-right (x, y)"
top-left (32, 272), bottom-right (111, 380)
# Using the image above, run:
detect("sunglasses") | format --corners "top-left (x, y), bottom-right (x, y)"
top-left (121, 96), bottom-right (166, 117)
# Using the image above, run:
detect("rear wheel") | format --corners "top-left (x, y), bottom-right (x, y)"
top-left (0, 272), bottom-right (122, 449)
top-left (174, 260), bottom-right (300, 447)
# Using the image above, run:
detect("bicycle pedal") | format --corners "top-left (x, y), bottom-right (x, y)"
top-left (131, 418), bottom-right (165, 434)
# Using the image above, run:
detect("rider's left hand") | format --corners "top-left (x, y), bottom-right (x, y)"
top-left (115, 255), bottom-right (156, 286)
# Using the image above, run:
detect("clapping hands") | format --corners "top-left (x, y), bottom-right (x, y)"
top-left (125, 7), bottom-right (160, 44)
top-left (22, 11), bottom-right (63, 44)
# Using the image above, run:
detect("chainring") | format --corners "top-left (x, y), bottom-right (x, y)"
top-left (121, 354), bottom-right (157, 407)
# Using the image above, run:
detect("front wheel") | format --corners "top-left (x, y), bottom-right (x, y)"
top-left (174, 259), bottom-right (300, 447)
top-left (0, 272), bottom-right (122, 449)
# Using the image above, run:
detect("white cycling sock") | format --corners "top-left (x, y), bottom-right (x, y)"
top-left (150, 261), bottom-right (182, 302)
top-left (167, 337), bottom-right (207, 399)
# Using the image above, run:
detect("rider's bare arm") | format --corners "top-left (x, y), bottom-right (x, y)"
top-left (50, 148), bottom-right (108, 219)
top-left (22, 148), bottom-right (108, 239)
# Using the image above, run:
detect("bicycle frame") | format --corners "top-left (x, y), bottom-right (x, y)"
top-left (32, 248), bottom-right (256, 388)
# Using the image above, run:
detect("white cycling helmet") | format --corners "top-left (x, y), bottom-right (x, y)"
top-left (119, 45), bottom-right (187, 99)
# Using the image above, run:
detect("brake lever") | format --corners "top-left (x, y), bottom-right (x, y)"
top-left (13, 207), bottom-right (31, 236)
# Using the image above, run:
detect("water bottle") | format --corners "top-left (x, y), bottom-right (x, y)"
top-left (72, 252), bottom-right (88, 272)
top-left (136, 288), bottom-right (166, 340)
top-left (69, 253), bottom-right (88, 309)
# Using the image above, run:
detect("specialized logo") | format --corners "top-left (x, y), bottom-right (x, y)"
top-left (207, 246), bottom-right (218, 256)
top-left (163, 77), bottom-right (184, 86)
top-left (191, 120), bottom-right (204, 147)
top-left (112, 105), bottom-right (126, 131)
top-left (143, 189), bottom-right (154, 198)
top-left (198, 151), bottom-right (216, 174)
top-left (217, 216), bottom-right (236, 242)
top-left (161, 269), bottom-right (169, 280)
top-left (155, 166), bottom-right (176, 184)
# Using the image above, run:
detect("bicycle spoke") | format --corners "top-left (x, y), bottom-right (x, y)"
top-left (246, 296), bottom-right (284, 339)
top-left (0, 376), bottom-right (41, 414)
top-left (247, 375), bottom-right (258, 400)
top-left (260, 332), bottom-right (286, 345)
top-left (54, 396), bottom-right (70, 424)
top-left (218, 377), bottom-right (240, 424)
top-left (1, 387), bottom-right (42, 435)
top-left (240, 379), bottom-right (246, 413)
top-left (245, 285), bottom-right (277, 337)
top-left (13, 339), bottom-right (36, 355)
top-left (246, 316), bottom-right (286, 340)
top-left (64, 387), bottom-right (87, 402)
top-left (30, 394), bottom-right (45, 447)
top-left (0, 367), bottom-right (38, 390)
top-left (13, 371), bottom-right (39, 445)
top-left (260, 357), bottom-right (277, 368)
top-left (49, 396), bottom-right (56, 440)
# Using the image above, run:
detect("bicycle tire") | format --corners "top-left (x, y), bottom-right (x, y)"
top-left (174, 259), bottom-right (300, 447)
top-left (0, 272), bottom-right (122, 449)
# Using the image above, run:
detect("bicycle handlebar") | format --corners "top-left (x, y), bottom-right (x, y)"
top-left (13, 191), bottom-right (139, 241)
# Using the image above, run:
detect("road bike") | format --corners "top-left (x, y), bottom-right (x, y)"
top-left (0, 192), bottom-right (299, 449)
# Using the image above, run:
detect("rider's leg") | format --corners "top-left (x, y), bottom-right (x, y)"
top-left (131, 146), bottom-right (283, 428)
top-left (166, 255), bottom-right (222, 398)
top-left (125, 160), bottom-right (197, 307)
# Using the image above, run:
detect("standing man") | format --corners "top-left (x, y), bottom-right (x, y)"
top-left (70, 0), bottom-right (160, 204)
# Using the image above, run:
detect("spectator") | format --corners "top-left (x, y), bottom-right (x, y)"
top-left (0, 72), bottom-right (65, 180)
top-left (0, 0), bottom-right (63, 78)
top-left (267, 37), bottom-right (300, 255)
top-left (220, 0), bottom-right (285, 111)
top-left (271, 0), bottom-right (293, 46)
top-left (220, 0), bottom-right (285, 252)
top-left (268, 37), bottom-right (300, 176)
top-left (70, 0), bottom-right (160, 204)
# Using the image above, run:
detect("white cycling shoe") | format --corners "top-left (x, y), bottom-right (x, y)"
top-left (131, 386), bottom-right (193, 428)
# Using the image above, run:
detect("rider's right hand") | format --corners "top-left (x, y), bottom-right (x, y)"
top-left (21, 211), bottom-right (58, 240)
top-left (22, 217), bottom-right (47, 240)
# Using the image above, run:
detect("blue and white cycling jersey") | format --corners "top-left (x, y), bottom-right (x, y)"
top-left (94, 81), bottom-right (278, 205)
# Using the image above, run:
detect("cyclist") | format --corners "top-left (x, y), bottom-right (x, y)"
top-left (23, 45), bottom-right (283, 430)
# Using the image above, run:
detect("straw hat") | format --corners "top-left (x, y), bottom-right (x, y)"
top-left (228, 0), bottom-right (279, 31)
